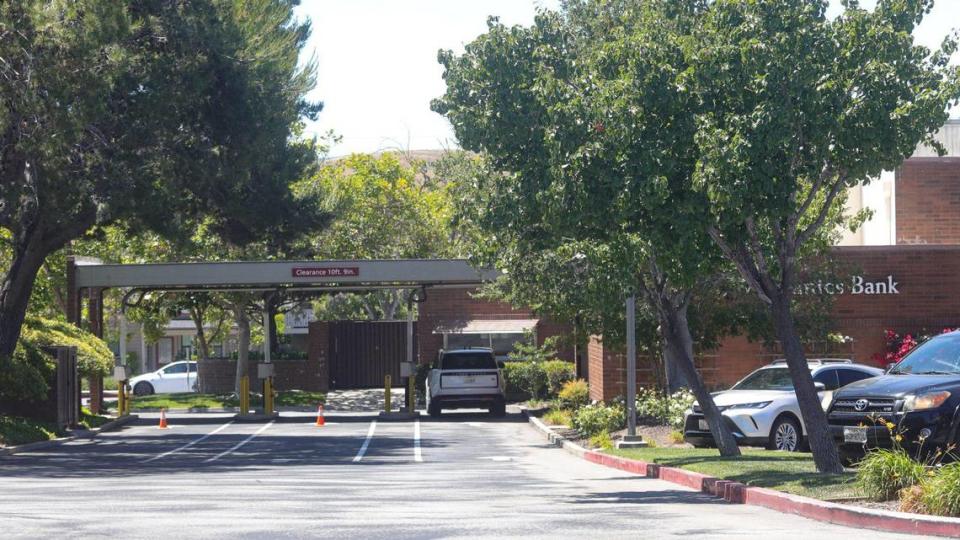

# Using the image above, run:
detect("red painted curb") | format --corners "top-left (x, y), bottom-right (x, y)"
top-left (579, 448), bottom-right (960, 538)
top-left (744, 487), bottom-right (960, 538)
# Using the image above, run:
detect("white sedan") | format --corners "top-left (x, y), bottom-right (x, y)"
top-left (683, 359), bottom-right (884, 451)
top-left (129, 361), bottom-right (199, 396)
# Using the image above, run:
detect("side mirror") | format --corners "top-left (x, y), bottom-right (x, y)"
top-left (497, 361), bottom-right (506, 370)
top-left (814, 382), bottom-right (826, 391)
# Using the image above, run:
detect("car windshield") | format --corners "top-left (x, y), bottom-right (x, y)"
top-left (890, 334), bottom-right (960, 375)
top-left (732, 368), bottom-right (794, 391)
top-left (442, 353), bottom-right (496, 370)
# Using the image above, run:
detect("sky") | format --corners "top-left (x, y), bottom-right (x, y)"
top-left (295, 0), bottom-right (960, 157)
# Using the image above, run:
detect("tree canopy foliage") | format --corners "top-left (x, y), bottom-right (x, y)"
top-left (0, 0), bottom-right (322, 359)
top-left (298, 152), bottom-right (466, 320)
top-left (434, 0), bottom-right (960, 470)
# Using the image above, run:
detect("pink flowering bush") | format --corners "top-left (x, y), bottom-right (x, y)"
top-left (872, 328), bottom-right (955, 368)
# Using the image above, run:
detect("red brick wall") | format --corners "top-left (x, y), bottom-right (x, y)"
top-left (831, 245), bottom-right (960, 361)
top-left (896, 158), bottom-right (960, 245)
top-left (197, 359), bottom-right (326, 394)
top-left (416, 287), bottom-right (574, 364)
top-left (587, 245), bottom-right (960, 401)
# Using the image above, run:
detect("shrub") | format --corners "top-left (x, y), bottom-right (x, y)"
top-left (589, 430), bottom-right (614, 451)
top-left (635, 387), bottom-right (695, 429)
top-left (517, 361), bottom-right (547, 399)
top-left (558, 379), bottom-right (590, 410)
top-left (507, 335), bottom-right (559, 363)
top-left (542, 360), bottom-right (575, 396)
top-left (856, 448), bottom-right (927, 501)
top-left (543, 408), bottom-right (573, 427)
top-left (500, 362), bottom-right (528, 396)
top-left (669, 430), bottom-right (685, 445)
top-left (0, 415), bottom-right (60, 446)
top-left (573, 402), bottom-right (625, 437)
top-left (922, 463), bottom-right (960, 516)
top-left (0, 338), bottom-right (56, 404)
top-left (20, 316), bottom-right (113, 377)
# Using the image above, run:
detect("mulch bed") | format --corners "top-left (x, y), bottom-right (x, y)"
top-left (548, 423), bottom-right (690, 449)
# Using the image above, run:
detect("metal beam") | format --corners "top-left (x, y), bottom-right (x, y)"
top-left (75, 259), bottom-right (499, 290)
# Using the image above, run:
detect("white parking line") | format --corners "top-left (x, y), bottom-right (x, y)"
top-left (353, 420), bottom-right (377, 462)
top-left (143, 421), bottom-right (234, 463)
top-left (204, 421), bottom-right (274, 463)
top-left (414, 418), bottom-right (423, 462)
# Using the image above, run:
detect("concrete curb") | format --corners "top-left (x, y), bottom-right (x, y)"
top-left (0, 414), bottom-right (140, 457)
top-left (524, 412), bottom-right (960, 538)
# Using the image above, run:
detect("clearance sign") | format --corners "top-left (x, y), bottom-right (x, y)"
top-left (291, 267), bottom-right (360, 278)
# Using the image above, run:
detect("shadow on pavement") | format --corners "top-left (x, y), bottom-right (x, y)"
top-left (419, 411), bottom-right (525, 424)
top-left (0, 417), bottom-right (447, 479)
top-left (568, 489), bottom-right (729, 506)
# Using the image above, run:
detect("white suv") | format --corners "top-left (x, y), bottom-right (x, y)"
top-left (683, 359), bottom-right (883, 451)
top-left (426, 349), bottom-right (506, 417)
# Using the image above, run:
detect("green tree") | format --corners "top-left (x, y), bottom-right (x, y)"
top-left (297, 152), bottom-right (461, 320)
top-left (688, 0), bottom-right (960, 472)
top-left (0, 0), bottom-right (320, 359)
top-left (433, 1), bottom-right (743, 455)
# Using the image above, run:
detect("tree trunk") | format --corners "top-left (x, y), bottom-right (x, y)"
top-left (659, 300), bottom-right (741, 457)
top-left (0, 229), bottom-right (49, 359)
top-left (266, 296), bottom-right (280, 354)
top-left (233, 307), bottom-right (251, 395)
top-left (769, 297), bottom-right (843, 473)
top-left (189, 307), bottom-right (211, 392)
top-left (190, 308), bottom-right (211, 360)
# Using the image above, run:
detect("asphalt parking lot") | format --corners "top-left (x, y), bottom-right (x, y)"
top-left (0, 409), bottom-right (933, 539)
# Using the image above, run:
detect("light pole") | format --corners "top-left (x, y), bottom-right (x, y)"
top-left (617, 293), bottom-right (646, 449)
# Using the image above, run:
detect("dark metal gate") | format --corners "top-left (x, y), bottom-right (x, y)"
top-left (328, 321), bottom-right (416, 389)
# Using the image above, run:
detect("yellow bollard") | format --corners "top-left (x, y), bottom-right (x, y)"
top-left (263, 377), bottom-right (275, 415)
top-left (239, 375), bottom-right (249, 415)
top-left (118, 382), bottom-right (126, 417)
top-left (384, 374), bottom-right (392, 412)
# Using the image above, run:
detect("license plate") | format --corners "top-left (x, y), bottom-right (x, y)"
top-left (698, 419), bottom-right (709, 431)
top-left (844, 427), bottom-right (868, 444)
top-left (462, 377), bottom-right (476, 384)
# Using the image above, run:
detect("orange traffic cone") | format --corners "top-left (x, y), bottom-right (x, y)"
top-left (315, 404), bottom-right (325, 427)
top-left (158, 408), bottom-right (168, 429)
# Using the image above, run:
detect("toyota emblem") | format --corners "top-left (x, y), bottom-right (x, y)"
top-left (854, 399), bottom-right (870, 412)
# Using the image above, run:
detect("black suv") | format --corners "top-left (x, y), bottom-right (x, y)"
top-left (829, 331), bottom-right (960, 462)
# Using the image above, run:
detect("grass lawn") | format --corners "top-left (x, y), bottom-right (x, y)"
top-left (127, 393), bottom-right (235, 410)
top-left (608, 447), bottom-right (859, 500)
top-left (0, 415), bottom-right (62, 447)
top-left (126, 390), bottom-right (326, 411)
top-left (81, 376), bottom-right (118, 391)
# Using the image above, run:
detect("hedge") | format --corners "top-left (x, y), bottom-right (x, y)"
top-left (1, 316), bottom-right (113, 405)
top-left (501, 360), bottom-right (575, 400)
top-left (20, 316), bottom-right (113, 377)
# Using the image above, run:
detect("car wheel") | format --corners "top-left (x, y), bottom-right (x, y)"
top-left (133, 382), bottom-right (154, 396)
top-left (428, 400), bottom-right (442, 418)
top-left (769, 415), bottom-right (802, 452)
top-left (489, 400), bottom-right (506, 417)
